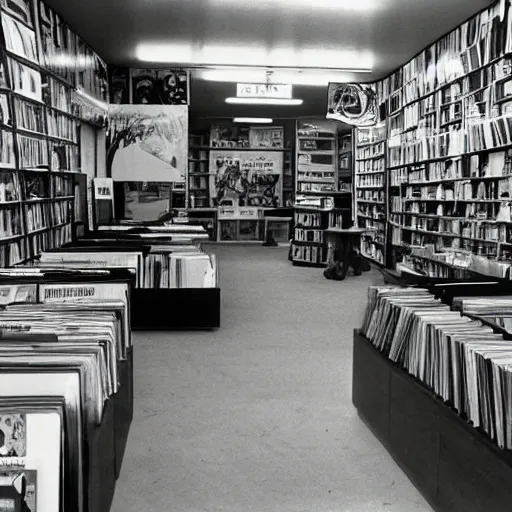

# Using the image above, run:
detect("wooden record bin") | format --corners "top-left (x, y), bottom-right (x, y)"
top-left (0, 273), bottom-right (134, 512)
top-left (352, 329), bottom-right (512, 512)
top-left (53, 242), bottom-right (222, 331)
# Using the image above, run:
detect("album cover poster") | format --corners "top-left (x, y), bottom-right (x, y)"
top-left (107, 105), bottom-right (188, 183)
top-left (0, 411), bottom-right (61, 512)
top-left (210, 125), bottom-right (250, 148)
top-left (327, 83), bottom-right (379, 127)
top-left (1, 13), bottom-right (38, 63)
top-left (249, 127), bottom-right (284, 149)
top-left (109, 66), bottom-right (129, 104)
top-left (0, 284), bottom-right (37, 306)
top-left (0, 0), bottom-right (33, 26)
top-left (7, 59), bottom-right (42, 102)
top-left (130, 69), bottom-right (188, 105)
top-left (209, 150), bottom-right (283, 207)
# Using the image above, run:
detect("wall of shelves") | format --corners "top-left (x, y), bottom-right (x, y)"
top-left (355, 0), bottom-right (512, 278)
top-left (354, 125), bottom-right (387, 266)
top-left (0, 0), bottom-right (106, 264)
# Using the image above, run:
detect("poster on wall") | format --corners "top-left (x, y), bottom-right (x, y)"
top-left (210, 125), bottom-right (250, 148)
top-left (249, 126), bottom-right (284, 149)
top-left (326, 83), bottom-right (379, 127)
top-left (107, 105), bottom-right (188, 183)
top-left (1, 0), bottom-right (33, 25)
top-left (209, 150), bottom-right (283, 207)
top-left (130, 68), bottom-right (189, 105)
top-left (109, 66), bottom-right (130, 104)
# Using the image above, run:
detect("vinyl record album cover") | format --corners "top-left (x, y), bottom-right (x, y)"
top-left (0, 469), bottom-right (36, 511)
top-left (0, 0), bottom-right (33, 26)
top-left (0, 414), bottom-right (25, 457)
top-left (130, 69), bottom-right (188, 105)
top-left (327, 83), bottom-right (379, 127)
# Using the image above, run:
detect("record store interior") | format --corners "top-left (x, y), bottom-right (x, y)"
top-left (3, 0), bottom-right (512, 511)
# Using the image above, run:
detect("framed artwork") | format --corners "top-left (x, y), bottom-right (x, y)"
top-left (107, 105), bottom-right (188, 183)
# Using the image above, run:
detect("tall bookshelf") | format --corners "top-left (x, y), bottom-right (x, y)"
top-left (296, 119), bottom-right (338, 194)
top-left (354, 124), bottom-right (387, 266)
top-left (358, 0), bottom-right (512, 279)
top-left (292, 119), bottom-right (353, 267)
top-left (338, 130), bottom-right (353, 193)
top-left (188, 132), bottom-right (211, 209)
top-left (0, 0), bottom-right (107, 265)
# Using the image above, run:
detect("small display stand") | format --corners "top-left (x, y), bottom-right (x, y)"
top-left (217, 206), bottom-right (264, 242)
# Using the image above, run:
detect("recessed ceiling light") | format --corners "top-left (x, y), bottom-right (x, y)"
top-left (226, 97), bottom-right (303, 105)
top-left (233, 117), bottom-right (273, 123)
top-left (135, 43), bottom-right (373, 71)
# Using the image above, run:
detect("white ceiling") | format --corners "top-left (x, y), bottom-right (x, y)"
top-left (46, 0), bottom-right (494, 119)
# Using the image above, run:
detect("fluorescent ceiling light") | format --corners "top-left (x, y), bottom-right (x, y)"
top-left (233, 117), bottom-right (273, 123)
top-left (226, 97), bottom-right (303, 105)
top-left (135, 43), bottom-right (373, 71)
top-left (209, 0), bottom-right (376, 11)
top-left (199, 69), bottom-right (355, 86)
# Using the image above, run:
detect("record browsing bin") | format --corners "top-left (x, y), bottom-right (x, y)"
top-left (353, 329), bottom-right (512, 512)
top-left (0, 272), bottom-right (134, 512)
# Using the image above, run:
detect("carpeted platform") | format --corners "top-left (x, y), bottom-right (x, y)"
top-left (111, 244), bottom-right (432, 512)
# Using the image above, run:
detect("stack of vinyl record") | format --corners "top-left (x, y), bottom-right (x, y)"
top-left (34, 247), bottom-right (218, 290)
top-left (0, 270), bottom-right (132, 512)
top-left (361, 286), bottom-right (512, 450)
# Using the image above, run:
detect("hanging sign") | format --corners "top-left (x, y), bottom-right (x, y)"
top-left (237, 83), bottom-right (292, 99)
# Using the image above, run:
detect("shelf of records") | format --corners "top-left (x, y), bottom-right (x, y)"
top-left (387, 149), bottom-right (512, 279)
top-left (354, 126), bottom-right (388, 267)
top-left (0, 170), bottom-right (77, 265)
top-left (22, 233), bottom-right (221, 329)
top-left (29, 235), bottom-right (218, 290)
top-left (35, 250), bottom-right (218, 290)
top-left (361, 284), bottom-right (512, 453)
top-left (375, 1), bottom-right (511, 113)
top-left (0, 268), bottom-right (134, 512)
top-left (296, 119), bottom-right (340, 195)
top-left (353, 284), bottom-right (512, 512)
top-left (290, 205), bottom-right (347, 267)
top-left (0, 0), bottom-right (108, 103)
top-left (0, 91), bottom-right (81, 173)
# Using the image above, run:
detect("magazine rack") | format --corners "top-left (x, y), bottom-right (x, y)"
top-left (353, 329), bottom-right (512, 512)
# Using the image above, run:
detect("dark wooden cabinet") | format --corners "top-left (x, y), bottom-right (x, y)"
top-left (353, 330), bottom-right (512, 512)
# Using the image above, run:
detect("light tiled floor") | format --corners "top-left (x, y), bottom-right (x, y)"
top-left (111, 245), bottom-right (432, 512)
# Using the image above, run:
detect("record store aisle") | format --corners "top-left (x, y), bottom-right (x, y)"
top-left (111, 245), bottom-right (432, 512)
